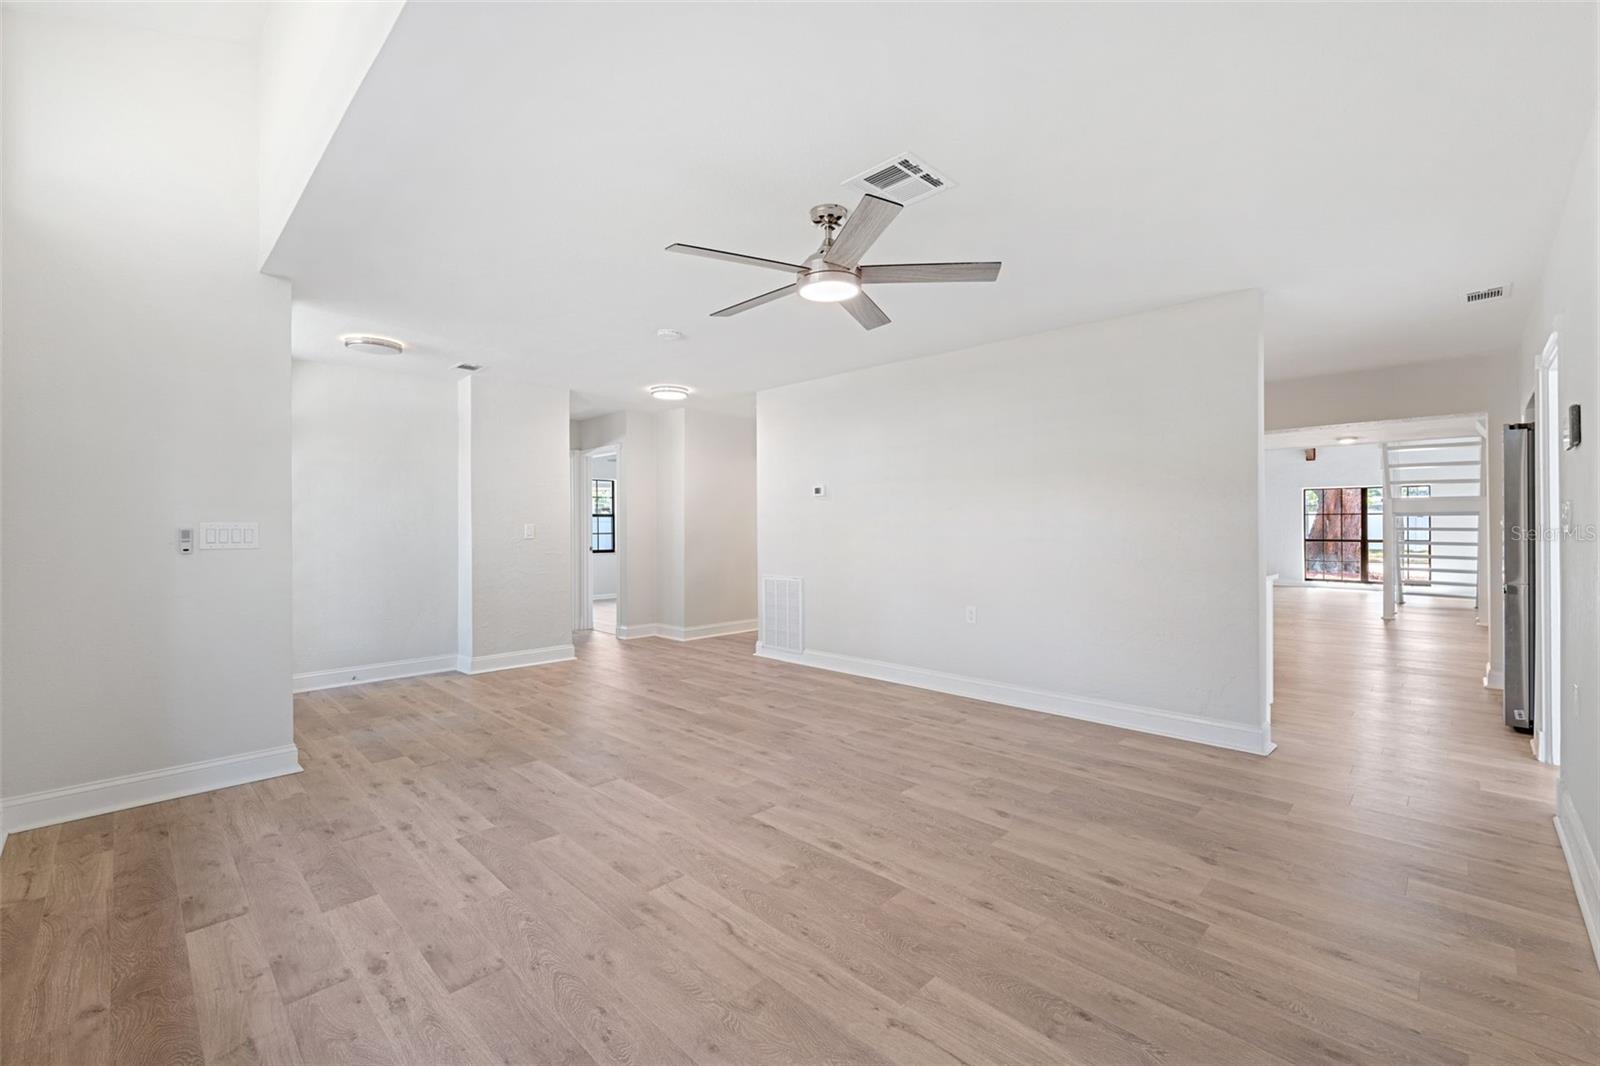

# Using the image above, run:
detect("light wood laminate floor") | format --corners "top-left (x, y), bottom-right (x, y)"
top-left (3, 587), bottom-right (1596, 1065)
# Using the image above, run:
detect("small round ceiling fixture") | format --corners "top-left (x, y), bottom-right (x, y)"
top-left (341, 334), bottom-right (405, 355)
top-left (648, 384), bottom-right (691, 401)
top-left (1335, 435), bottom-right (1360, 445)
top-left (656, 328), bottom-right (686, 342)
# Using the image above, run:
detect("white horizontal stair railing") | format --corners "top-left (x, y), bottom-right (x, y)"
top-left (1381, 435), bottom-right (1484, 618)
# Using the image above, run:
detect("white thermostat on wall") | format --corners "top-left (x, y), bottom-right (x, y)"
top-left (811, 483), bottom-right (827, 498)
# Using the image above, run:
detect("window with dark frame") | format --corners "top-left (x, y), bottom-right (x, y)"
top-left (1304, 486), bottom-right (1373, 583)
top-left (1303, 485), bottom-right (1433, 586)
top-left (590, 478), bottom-right (614, 553)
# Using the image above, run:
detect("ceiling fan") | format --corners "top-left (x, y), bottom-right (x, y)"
top-left (666, 194), bottom-right (1001, 331)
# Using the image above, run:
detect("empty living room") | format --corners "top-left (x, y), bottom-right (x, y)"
top-left (3, 2), bottom-right (1598, 1064)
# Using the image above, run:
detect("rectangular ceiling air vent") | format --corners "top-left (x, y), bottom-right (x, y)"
top-left (1465, 285), bottom-right (1509, 304)
top-left (843, 152), bottom-right (953, 206)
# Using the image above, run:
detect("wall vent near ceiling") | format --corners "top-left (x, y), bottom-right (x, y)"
top-left (760, 575), bottom-right (803, 654)
top-left (1465, 285), bottom-right (1510, 304)
top-left (843, 152), bottom-right (953, 206)
top-left (454, 362), bottom-right (483, 372)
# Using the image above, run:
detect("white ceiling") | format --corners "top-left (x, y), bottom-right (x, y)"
top-left (1265, 414), bottom-right (1486, 451)
top-left (10, 0), bottom-right (266, 44)
top-left (270, 2), bottom-right (1596, 414)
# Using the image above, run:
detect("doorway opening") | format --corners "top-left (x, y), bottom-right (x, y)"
top-left (572, 441), bottom-right (623, 638)
top-left (587, 449), bottom-right (619, 634)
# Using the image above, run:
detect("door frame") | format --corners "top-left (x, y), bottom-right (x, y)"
top-left (572, 442), bottom-right (622, 635)
top-left (1534, 332), bottom-right (1561, 765)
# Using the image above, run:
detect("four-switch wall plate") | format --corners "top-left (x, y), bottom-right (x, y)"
top-left (196, 522), bottom-right (259, 550)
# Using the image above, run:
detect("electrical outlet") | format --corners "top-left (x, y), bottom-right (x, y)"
top-left (964, 606), bottom-right (977, 624)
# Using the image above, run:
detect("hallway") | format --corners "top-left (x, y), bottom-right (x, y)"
top-left (1271, 586), bottom-right (1541, 796)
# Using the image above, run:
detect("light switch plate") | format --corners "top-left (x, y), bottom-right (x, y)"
top-left (197, 522), bottom-right (259, 550)
top-left (523, 523), bottom-right (537, 540)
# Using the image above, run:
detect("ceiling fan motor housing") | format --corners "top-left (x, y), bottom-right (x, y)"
top-left (798, 253), bottom-right (860, 302)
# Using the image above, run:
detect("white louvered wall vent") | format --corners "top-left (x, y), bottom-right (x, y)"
top-left (760, 575), bottom-right (804, 654)
top-left (843, 153), bottom-right (953, 206)
top-left (1465, 285), bottom-right (1510, 304)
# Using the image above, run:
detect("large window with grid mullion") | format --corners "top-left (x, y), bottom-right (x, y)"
top-left (1303, 486), bottom-right (1376, 583)
top-left (590, 479), bottom-right (614, 553)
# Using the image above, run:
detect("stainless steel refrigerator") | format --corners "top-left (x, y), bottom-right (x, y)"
top-left (1503, 421), bottom-right (1535, 733)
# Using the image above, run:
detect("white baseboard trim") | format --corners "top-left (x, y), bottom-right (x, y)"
top-left (458, 644), bottom-right (575, 675)
top-left (755, 646), bottom-right (1275, 756)
top-left (0, 744), bottom-right (302, 837)
top-left (293, 654), bottom-right (458, 693)
top-left (1484, 662), bottom-right (1505, 690)
top-left (1555, 786), bottom-right (1600, 972)
top-left (617, 620), bottom-right (757, 642)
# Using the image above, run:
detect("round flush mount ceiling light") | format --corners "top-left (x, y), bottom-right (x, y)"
top-left (648, 384), bottom-right (691, 401)
top-left (1335, 435), bottom-right (1360, 445)
top-left (341, 334), bottom-right (405, 355)
top-left (656, 328), bottom-right (686, 342)
top-left (796, 268), bottom-right (861, 303)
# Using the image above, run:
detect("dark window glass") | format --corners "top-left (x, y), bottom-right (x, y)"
top-left (1305, 485), bottom-right (1380, 583)
top-left (591, 479), bottom-right (615, 553)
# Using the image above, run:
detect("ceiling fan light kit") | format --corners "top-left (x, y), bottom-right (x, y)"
top-left (797, 265), bottom-right (860, 303)
top-left (666, 193), bottom-right (1000, 331)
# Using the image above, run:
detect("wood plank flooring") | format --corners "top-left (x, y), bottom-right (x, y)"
top-left (3, 587), bottom-right (1596, 1064)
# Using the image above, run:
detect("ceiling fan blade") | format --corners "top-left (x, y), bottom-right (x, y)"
top-left (840, 291), bottom-right (890, 331)
top-left (710, 283), bottom-right (798, 318)
top-left (825, 195), bottom-right (902, 268)
top-left (666, 243), bottom-right (804, 273)
top-left (859, 262), bottom-right (1002, 284)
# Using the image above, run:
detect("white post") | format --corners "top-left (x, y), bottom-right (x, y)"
top-left (1381, 443), bottom-right (1397, 620)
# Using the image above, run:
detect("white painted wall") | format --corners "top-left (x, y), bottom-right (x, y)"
top-left (588, 452), bottom-right (618, 598)
top-left (655, 410), bottom-right (688, 631)
top-left (1, 13), bottom-right (294, 810)
top-left (1, 6), bottom-right (8, 835)
top-left (758, 292), bottom-right (1268, 752)
top-left (257, 0), bottom-right (404, 264)
top-left (617, 411), bottom-right (660, 632)
top-left (684, 411), bottom-right (757, 629)
top-left (1264, 445), bottom-right (1383, 585)
top-left (1517, 108), bottom-right (1599, 924)
top-left (1266, 356), bottom-right (1499, 433)
top-left (461, 377), bottom-right (572, 664)
top-left (291, 362), bottom-right (457, 675)
top-left (571, 408), bottom-right (755, 636)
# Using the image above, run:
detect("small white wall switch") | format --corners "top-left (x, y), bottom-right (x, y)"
top-left (523, 523), bottom-right (537, 539)
top-left (196, 522), bottom-right (259, 550)
top-left (811, 484), bottom-right (827, 498)
top-left (964, 606), bottom-right (977, 624)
